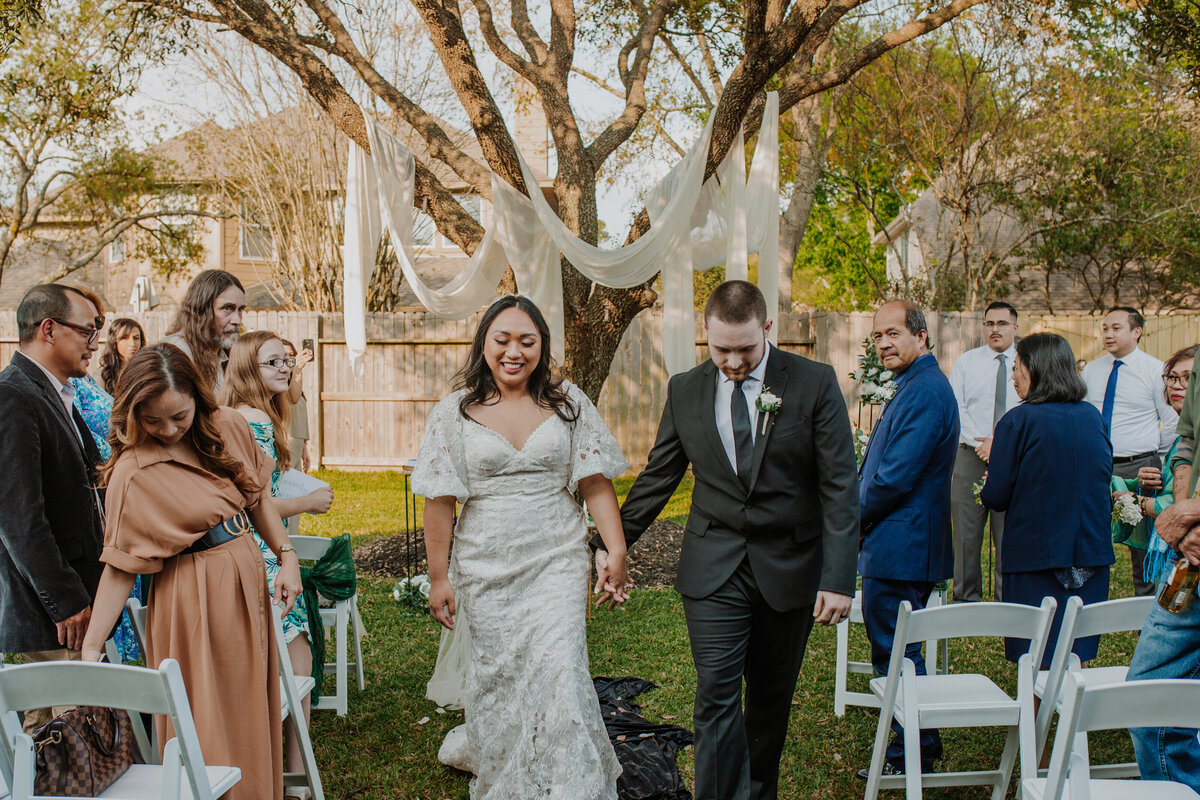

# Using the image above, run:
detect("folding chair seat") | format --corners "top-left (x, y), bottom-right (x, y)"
top-left (289, 534), bottom-right (366, 716)
top-left (0, 659), bottom-right (239, 799)
top-left (1033, 595), bottom-right (1155, 780)
top-left (1022, 673), bottom-right (1200, 800)
top-left (863, 598), bottom-right (1056, 800)
top-left (834, 584), bottom-right (949, 716)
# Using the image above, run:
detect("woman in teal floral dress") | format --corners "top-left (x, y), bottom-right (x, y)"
top-left (222, 331), bottom-right (333, 796)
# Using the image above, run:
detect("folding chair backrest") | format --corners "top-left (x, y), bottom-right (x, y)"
top-left (125, 597), bottom-right (149, 657)
top-left (1044, 673), bottom-right (1200, 799)
top-left (1071, 595), bottom-right (1156, 640)
top-left (289, 535), bottom-right (332, 562)
top-left (894, 598), bottom-right (1057, 677)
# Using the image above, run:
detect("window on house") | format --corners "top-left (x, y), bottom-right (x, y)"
top-left (240, 206), bottom-right (274, 261)
top-left (414, 209), bottom-right (436, 247)
top-left (440, 193), bottom-right (481, 249)
top-left (109, 234), bottom-right (125, 263)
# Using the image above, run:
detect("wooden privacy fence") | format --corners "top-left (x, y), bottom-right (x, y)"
top-left (4, 309), bottom-right (1200, 470)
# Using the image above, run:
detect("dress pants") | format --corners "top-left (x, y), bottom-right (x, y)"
top-left (951, 445), bottom-right (1005, 601)
top-left (861, 577), bottom-right (943, 772)
top-left (18, 647), bottom-right (82, 732)
top-left (680, 557), bottom-right (815, 800)
top-left (1127, 572), bottom-right (1200, 790)
top-left (1114, 453), bottom-right (1161, 597)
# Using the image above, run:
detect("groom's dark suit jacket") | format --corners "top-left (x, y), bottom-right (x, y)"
top-left (619, 346), bottom-right (860, 611)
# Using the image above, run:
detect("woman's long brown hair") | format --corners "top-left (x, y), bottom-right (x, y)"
top-left (99, 318), bottom-right (146, 395)
top-left (102, 343), bottom-right (252, 493)
top-left (218, 330), bottom-right (291, 467)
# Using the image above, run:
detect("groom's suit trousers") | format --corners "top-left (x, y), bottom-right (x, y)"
top-left (682, 557), bottom-right (815, 800)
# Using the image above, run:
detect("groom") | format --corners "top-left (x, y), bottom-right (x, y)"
top-left (598, 280), bottom-right (859, 800)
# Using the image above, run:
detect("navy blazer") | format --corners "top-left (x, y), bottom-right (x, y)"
top-left (980, 401), bottom-right (1115, 572)
top-left (0, 352), bottom-right (104, 652)
top-left (859, 352), bottom-right (959, 582)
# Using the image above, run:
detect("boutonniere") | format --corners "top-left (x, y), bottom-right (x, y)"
top-left (755, 387), bottom-right (782, 435)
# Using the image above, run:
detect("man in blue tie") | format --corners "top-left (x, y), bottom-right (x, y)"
top-left (1082, 307), bottom-right (1177, 596)
top-left (857, 300), bottom-right (959, 778)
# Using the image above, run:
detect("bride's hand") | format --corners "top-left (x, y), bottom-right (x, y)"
top-left (596, 550), bottom-right (632, 610)
top-left (429, 578), bottom-right (456, 630)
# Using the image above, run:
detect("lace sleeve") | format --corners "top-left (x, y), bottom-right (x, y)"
top-left (565, 382), bottom-right (629, 493)
top-left (411, 393), bottom-right (470, 503)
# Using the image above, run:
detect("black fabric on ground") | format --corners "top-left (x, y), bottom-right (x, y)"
top-left (594, 676), bottom-right (694, 800)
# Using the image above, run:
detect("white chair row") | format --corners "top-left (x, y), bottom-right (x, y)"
top-left (834, 585), bottom-right (949, 716)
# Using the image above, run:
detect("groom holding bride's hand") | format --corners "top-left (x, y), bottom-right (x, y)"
top-left (594, 281), bottom-right (859, 800)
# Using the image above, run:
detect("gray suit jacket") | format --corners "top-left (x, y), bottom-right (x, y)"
top-left (0, 353), bottom-right (104, 652)
top-left (619, 346), bottom-right (859, 611)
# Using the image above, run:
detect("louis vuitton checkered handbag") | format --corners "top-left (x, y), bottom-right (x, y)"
top-left (32, 706), bottom-right (136, 796)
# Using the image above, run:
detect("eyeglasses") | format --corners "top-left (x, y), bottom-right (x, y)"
top-left (1165, 372), bottom-right (1191, 387)
top-left (983, 320), bottom-right (1014, 329)
top-left (259, 358), bottom-right (296, 370)
top-left (49, 317), bottom-right (103, 345)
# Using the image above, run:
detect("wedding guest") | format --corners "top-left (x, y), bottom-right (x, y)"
top-left (948, 301), bottom-right (1020, 601)
top-left (858, 300), bottom-right (958, 777)
top-left (99, 317), bottom-right (145, 395)
top-left (0, 284), bottom-right (104, 731)
top-left (981, 333), bottom-right (1113, 669)
top-left (65, 287), bottom-right (114, 460)
top-left (412, 295), bottom-right (630, 799)
top-left (281, 339), bottom-right (312, 472)
top-left (1127, 344), bottom-right (1200, 789)
top-left (1082, 307), bottom-right (1177, 595)
top-left (221, 331), bottom-right (332, 793)
top-left (81, 343), bottom-right (299, 800)
top-left (160, 269), bottom-right (246, 391)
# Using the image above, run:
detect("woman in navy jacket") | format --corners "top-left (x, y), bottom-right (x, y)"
top-left (981, 333), bottom-right (1115, 666)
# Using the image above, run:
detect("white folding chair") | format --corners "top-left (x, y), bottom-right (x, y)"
top-left (1034, 595), bottom-right (1156, 779)
top-left (271, 605), bottom-right (324, 800)
top-left (1022, 673), bottom-right (1200, 800)
top-left (289, 534), bottom-right (366, 716)
top-left (0, 659), bottom-right (240, 800)
top-left (863, 598), bottom-right (1056, 800)
top-left (834, 585), bottom-right (949, 716)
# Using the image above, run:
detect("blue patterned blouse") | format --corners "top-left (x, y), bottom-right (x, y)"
top-left (70, 374), bottom-right (112, 460)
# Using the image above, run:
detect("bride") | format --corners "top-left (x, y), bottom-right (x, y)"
top-left (412, 294), bottom-right (631, 799)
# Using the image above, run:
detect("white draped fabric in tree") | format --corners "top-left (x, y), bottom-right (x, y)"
top-left (343, 92), bottom-right (782, 377)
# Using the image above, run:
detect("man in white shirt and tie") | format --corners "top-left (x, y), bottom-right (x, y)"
top-left (1082, 306), bottom-right (1177, 596)
top-left (949, 301), bottom-right (1021, 602)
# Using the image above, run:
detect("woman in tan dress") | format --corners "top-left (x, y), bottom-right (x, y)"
top-left (82, 343), bottom-right (301, 800)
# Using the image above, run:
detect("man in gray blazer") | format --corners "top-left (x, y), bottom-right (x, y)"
top-left (600, 281), bottom-right (859, 800)
top-left (0, 284), bottom-right (105, 730)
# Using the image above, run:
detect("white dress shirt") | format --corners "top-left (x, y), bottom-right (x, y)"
top-left (950, 343), bottom-right (1021, 447)
top-left (715, 342), bottom-right (771, 473)
top-left (1082, 347), bottom-right (1178, 457)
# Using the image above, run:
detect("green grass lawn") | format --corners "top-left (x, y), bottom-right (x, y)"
top-left (305, 470), bottom-right (1142, 799)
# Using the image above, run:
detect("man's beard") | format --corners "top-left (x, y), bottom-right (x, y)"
top-left (221, 329), bottom-right (239, 351)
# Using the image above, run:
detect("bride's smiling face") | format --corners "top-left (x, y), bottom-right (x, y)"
top-left (483, 307), bottom-right (541, 392)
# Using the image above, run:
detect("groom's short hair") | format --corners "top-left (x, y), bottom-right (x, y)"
top-left (704, 281), bottom-right (767, 325)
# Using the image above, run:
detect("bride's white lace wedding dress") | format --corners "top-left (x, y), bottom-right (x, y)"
top-left (412, 383), bottom-right (626, 800)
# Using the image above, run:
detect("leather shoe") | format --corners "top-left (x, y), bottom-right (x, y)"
top-left (856, 761), bottom-right (904, 780)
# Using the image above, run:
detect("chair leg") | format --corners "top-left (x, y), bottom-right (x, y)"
top-left (284, 701), bottom-right (325, 800)
top-left (351, 596), bottom-right (365, 691)
top-left (835, 618), bottom-right (850, 717)
top-left (863, 696), bottom-right (893, 800)
top-left (993, 726), bottom-right (1020, 800)
top-left (903, 714), bottom-right (922, 799)
top-left (336, 604), bottom-right (349, 716)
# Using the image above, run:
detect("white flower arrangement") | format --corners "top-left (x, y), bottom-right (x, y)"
top-left (851, 337), bottom-right (898, 405)
top-left (756, 387), bottom-right (782, 435)
top-left (1112, 493), bottom-right (1144, 526)
top-left (393, 574), bottom-right (431, 611)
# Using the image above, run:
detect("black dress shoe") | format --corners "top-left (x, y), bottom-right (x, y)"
top-left (856, 761), bottom-right (904, 780)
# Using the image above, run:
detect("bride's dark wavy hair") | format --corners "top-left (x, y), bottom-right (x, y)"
top-left (455, 295), bottom-right (578, 422)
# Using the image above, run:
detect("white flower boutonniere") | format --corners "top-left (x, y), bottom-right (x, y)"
top-left (755, 387), bottom-right (782, 435)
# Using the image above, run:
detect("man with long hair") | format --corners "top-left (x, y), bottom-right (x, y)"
top-left (161, 270), bottom-right (246, 391)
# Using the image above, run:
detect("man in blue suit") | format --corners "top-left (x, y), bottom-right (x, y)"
top-left (857, 300), bottom-right (959, 778)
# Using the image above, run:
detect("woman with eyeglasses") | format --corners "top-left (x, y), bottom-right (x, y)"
top-left (220, 330), bottom-right (332, 796)
top-left (1113, 344), bottom-right (1197, 581)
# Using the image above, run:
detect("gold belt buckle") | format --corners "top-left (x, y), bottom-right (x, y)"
top-left (221, 511), bottom-right (250, 537)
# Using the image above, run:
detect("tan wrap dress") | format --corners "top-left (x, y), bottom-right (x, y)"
top-left (101, 407), bottom-right (282, 800)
